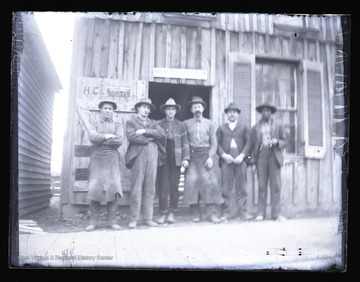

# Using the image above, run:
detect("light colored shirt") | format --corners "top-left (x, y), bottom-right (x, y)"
top-left (184, 116), bottom-right (217, 158)
top-left (163, 119), bottom-right (175, 140)
top-left (260, 119), bottom-right (272, 147)
top-left (228, 120), bottom-right (238, 149)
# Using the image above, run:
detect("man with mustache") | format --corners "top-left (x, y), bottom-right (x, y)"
top-left (183, 96), bottom-right (223, 223)
top-left (216, 102), bottom-right (253, 222)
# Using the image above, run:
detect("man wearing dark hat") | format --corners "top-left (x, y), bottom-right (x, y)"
top-left (183, 96), bottom-right (223, 223)
top-left (250, 101), bottom-right (288, 222)
top-left (125, 98), bottom-right (166, 229)
top-left (216, 102), bottom-right (253, 222)
top-left (156, 98), bottom-right (190, 224)
top-left (85, 100), bottom-right (124, 231)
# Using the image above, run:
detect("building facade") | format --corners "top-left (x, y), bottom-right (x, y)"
top-left (15, 13), bottom-right (62, 216)
top-left (60, 13), bottom-right (346, 218)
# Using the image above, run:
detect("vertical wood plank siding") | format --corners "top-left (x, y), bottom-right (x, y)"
top-left (62, 14), bottom-right (342, 216)
top-left (18, 14), bottom-right (62, 216)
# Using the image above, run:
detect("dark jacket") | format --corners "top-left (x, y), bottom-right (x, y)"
top-left (250, 118), bottom-right (288, 167)
top-left (157, 118), bottom-right (190, 167)
top-left (216, 121), bottom-right (251, 167)
top-left (125, 116), bottom-right (166, 168)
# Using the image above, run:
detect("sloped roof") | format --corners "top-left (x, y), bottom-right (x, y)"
top-left (20, 12), bottom-right (63, 94)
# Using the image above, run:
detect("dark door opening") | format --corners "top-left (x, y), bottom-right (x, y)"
top-left (148, 82), bottom-right (212, 121)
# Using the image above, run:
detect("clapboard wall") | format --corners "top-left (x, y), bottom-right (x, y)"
top-left (61, 13), bottom-right (344, 217)
top-left (17, 13), bottom-right (62, 216)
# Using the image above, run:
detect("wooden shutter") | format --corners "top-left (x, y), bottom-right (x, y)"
top-left (303, 60), bottom-right (326, 158)
top-left (229, 53), bottom-right (256, 128)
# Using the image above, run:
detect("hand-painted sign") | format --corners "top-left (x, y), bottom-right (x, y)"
top-left (153, 68), bottom-right (208, 80)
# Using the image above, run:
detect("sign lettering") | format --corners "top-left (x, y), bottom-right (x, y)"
top-left (107, 86), bottom-right (131, 97)
top-left (153, 68), bottom-right (208, 80)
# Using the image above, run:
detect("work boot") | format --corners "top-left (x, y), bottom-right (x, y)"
top-left (157, 214), bottom-right (166, 224)
top-left (144, 220), bottom-right (158, 227)
top-left (128, 221), bottom-right (137, 229)
top-left (110, 224), bottom-right (122, 230)
top-left (240, 212), bottom-right (254, 221)
top-left (209, 214), bottom-right (221, 223)
top-left (274, 215), bottom-right (287, 222)
top-left (85, 224), bottom-right (96, 232)
top-left (219, 213), bottom-right (229, 222)
top-left (167, 212), bottom-right (175, 224)
top-left (192, 216), bottom-right (201, 223)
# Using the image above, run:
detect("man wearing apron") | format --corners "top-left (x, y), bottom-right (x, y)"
top-left (183, 96), bottom-right (223, 223)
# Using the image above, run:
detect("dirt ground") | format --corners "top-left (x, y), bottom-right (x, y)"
top-left (19, 194), bottom-right (341, 234)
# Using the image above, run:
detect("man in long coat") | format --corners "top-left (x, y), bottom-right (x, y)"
top-left (183, 96), bottom-right (223, 223)
top-left (250, 101), bottom-right (288, 221)
top-left (156, 98), bottom-right (190, 224)
top-left (85, 100), bottom-right (123, 231)
top-left (125, 98), bottom-right (166, 229)
top-left (216, 102), bottom-right (253, 221)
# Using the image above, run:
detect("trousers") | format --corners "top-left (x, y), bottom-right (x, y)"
top-left (157, 140), bottom-right (181, 214)
top-left (256, 147), bottom-right (281, 219)
top-left (129, 143), bottom-right (158, 222)
top-left (89, 200), bottom-right (118, 225)
top-left (190, 203), bottom-right (217, 219)
top-left (221, 161), bottom-right (248, 217)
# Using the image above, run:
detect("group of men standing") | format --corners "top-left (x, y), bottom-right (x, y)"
top-left (84, 95), bottom-right (287, 231)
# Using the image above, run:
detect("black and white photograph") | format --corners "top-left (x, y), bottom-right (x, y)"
top-left (10, 11), bottom-right (349, 271)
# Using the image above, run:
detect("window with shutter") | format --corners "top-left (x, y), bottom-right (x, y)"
top-left (303, 60), bottom-right (326, 158)
top-left (229, 53), bottom-right (256, 129)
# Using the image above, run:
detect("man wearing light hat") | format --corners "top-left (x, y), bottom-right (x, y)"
top-left (156, 98), bottom-right (190, 224)
top-left (125, 98), bottom-right (166, 229)
top-left (183, 96), bottom-right (223, 223)
top-left (216, 102), bottom-right (253, 222)
top-left (250, 101), bottom-right (288, 222)
top-left (85, 100), bottom-right (124, 231)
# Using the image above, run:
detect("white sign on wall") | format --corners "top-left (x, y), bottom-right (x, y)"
top-left (153, 68), bottom-right (208, 80)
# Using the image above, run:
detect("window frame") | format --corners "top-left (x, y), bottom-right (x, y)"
top-left (229, 53), bottom-right (326, 159)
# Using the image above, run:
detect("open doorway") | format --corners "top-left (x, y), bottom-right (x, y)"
top-left (148, 82), bottom-right (212, 121)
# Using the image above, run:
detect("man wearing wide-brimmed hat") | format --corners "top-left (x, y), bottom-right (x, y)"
top-left (156, 98), bottom-right (190, 224)
top-left (250, 101), bottom-right (288, 222)
top-left (85, 99), bottom-right (124, 231)
top-left (183, 96), bottom-right (223, 223)
top-left (216, 102), bottom-right (253, 222)
top-left (125, 98), bottom-right (166, 229)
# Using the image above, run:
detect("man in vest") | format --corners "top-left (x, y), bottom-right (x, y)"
top-left (250, 101), bottom-right (288, 222)
top-left (216, 102), bottom-right (253, 222)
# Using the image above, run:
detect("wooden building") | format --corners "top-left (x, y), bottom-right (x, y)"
top-left (61, 12), bottom-right (345, 218)
top-left (16, 13), bottom-right (62, 216)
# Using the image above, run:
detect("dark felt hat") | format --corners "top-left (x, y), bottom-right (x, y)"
top-left (188, 96), bottom-right (206, 108)
top-left (98, 100), bottom-right (117, 110)
top-left (224, 102), bottom-right (241, 114)
top-left (134, 98), bottom-right (156, 111)
top-left (160, 98), bottom-right (181, 113)
top-left (256, 102), bottom-right (277, 114)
